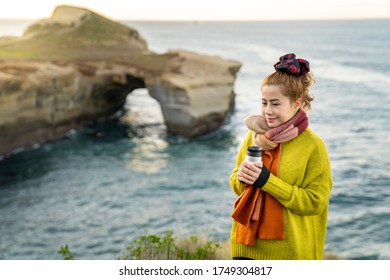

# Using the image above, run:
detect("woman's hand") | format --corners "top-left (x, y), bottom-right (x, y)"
top-left (237, 161), bottom-right (263, 185)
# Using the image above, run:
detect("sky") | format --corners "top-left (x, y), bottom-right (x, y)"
top-left (0, 0), bottom-right (389, 21)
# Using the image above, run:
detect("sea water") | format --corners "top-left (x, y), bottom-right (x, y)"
top-left (0, 19), bottom-right (389, 259)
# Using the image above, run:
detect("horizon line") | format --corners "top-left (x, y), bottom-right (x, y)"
top-left (1, 16), bottom-right (389, 22)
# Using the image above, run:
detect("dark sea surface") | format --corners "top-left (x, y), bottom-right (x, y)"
top-left (0, 19), bottom-right (389, 260)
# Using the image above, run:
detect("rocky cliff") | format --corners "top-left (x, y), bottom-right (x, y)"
top-left (0, 5), bottom-right (241, 157)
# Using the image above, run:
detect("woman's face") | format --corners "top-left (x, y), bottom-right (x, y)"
top-left (261, 85), bottom-right (302, 128)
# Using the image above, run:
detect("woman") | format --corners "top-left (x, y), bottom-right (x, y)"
top-left (230, 53), bottom-right (332, 260)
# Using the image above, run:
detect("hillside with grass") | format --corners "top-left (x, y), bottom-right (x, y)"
top-left (0, 5), bottom-right (148, 61)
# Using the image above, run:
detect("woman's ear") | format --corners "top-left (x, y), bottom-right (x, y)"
top-left (295, 98), bottom-right (303, 110)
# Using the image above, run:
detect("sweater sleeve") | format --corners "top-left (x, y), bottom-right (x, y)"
top-left (262, 141), bottom-right (332, 216)
top-left (229, 131), bottom-right (252, 196)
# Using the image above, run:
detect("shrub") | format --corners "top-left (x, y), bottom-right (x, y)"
top-left (57, 245), bottom-right (75, 260)
top-left (118, 230), bottom-right (221, 260)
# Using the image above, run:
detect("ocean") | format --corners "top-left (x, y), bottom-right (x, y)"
top-left (0, 19), bottom-right (389, 260)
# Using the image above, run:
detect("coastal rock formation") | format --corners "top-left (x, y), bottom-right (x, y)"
top-left (0, 61), bottom-right (145, 155)
top-left (146, 50), bottom-right (240, 137)
top-left (0, 5), bottom-right (241, 156)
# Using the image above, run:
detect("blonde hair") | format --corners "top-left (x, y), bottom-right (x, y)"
top-left (261, 71), bottom-right (315, 111)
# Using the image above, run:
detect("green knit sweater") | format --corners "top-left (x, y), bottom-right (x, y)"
top-left (230, 128), bottom-right (332, 260)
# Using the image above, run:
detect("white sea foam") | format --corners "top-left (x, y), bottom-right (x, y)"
top-left (241, 42), bottom-right (390, 94)
top-left (313, 58), bottom-right (390, 92)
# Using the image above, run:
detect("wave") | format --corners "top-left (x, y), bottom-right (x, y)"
top-left (237, 42), bottom-right (390, 94)
top-left (313, 58), bottom-right (390, 92)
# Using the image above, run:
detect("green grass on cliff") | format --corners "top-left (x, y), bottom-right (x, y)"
top-left (68, 12), bottom-right (142, 44)
top-left (0, 12), bottom-right (142, 60)
top-left (57, 230), bottom-right (341, 260)
top-left (24, 11), bottom-right (143, 46)
top-left (25, 13), bottom-right (141, 47)
top-left (0, 49), bottom-right (36, 59)
top-left (0, 13), bottom-right (177, 74)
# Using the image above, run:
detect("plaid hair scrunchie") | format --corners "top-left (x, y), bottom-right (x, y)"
top-left (274, 53), bottom-right (310, 77)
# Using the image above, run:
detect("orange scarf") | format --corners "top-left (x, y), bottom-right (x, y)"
top-left (231, 144), bottom-right (284, 245)
top-left (231, 110), bottom-right (308, 246)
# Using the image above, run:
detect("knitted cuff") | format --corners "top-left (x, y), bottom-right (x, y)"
top-left (253, 165), bottom-right (270, 188)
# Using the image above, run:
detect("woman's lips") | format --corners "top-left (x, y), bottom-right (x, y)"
top-left (266, 118), bottom-right (276, 123)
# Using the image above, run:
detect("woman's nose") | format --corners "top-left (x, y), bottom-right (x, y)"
top-left (265, 105), bottom-right (273, 115)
